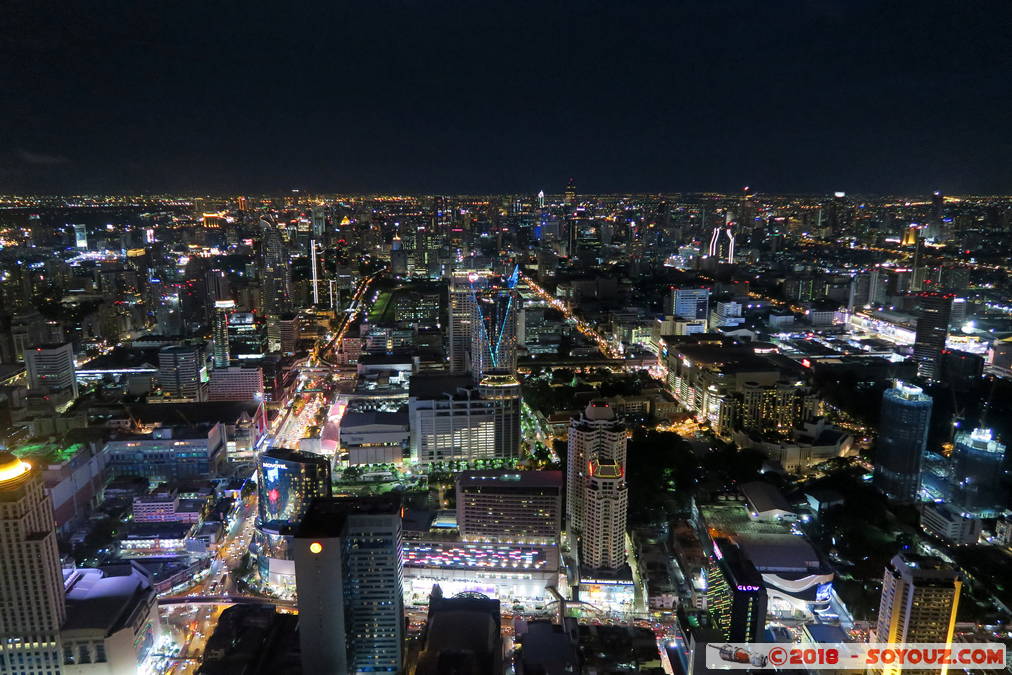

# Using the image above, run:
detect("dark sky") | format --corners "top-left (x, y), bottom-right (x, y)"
top-left (3, 1), bottom-right (1012, 195)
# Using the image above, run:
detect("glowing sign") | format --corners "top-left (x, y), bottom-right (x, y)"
top-left (309, 542), bottom-right (323, 554)
top-left (737, 585), bottom-right (761, 592)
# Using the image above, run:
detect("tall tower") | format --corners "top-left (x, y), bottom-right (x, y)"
top-left (581, 458), bottom-right (628, 571)
top-left (212, 299), bottom-right (235, 368)
top-left (706, 538), bottom-right (767, 643)
top-left (448, 269), bottom-right (489, 375)
top-left (912, 292), bottom-right (953, 380)
top-left (875, 553), bottom-right (960, 675)
top-left (258, 216), bottom-right (292, 315)
top-left (566, 401), bottom-right (626, 540)
top-left (951, 428), bottom-right (1007, 517)
top-left (564, 178), bottom-right (577, 207)
top-left (294, 496), bottom-right (404, 675)
top-left (874, 381), bottom-right (932, 502)
top-left (470, 281), bottom-right (520, 382)
top-left (0, 453), bottom-right (66, 675)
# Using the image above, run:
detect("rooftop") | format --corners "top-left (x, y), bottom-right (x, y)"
top-left (62, 562), bottom-right (154, 634)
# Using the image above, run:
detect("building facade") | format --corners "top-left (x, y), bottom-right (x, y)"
top-left (0, 453), bottom-right (66, 675)
top-left (873, 381), bottom-right (932, 502)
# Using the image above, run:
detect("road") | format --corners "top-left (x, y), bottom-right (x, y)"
top-left (157, 491), bottom-right (258, 674)
top-left (520, 273), bottom-right (621, 358)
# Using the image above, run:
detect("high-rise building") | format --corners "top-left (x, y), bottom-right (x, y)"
top-left (706, 537), bottom-right (767, 643)
top-left (875, 553), bottom-right (960, 674)
top-left (256, 448), bottom-right (332, 529)
top-left (951, 428), bottom-right (1008, 517)
top-left (208, 365), bottom-right (265, 402)
top-left (471, 282), bottom-right (520, 382)
top-left (24, 342), bottom-right (78, 399)
top-left (669, 287), bottom-right (710, 321)
top-left (581, 458), bottom-right (628, 572)
top-left (448, 269), bottom-right (489, 375)
top-left (226, 311), bottom-right (266, 360)
top-left (157, 344), bottom-right (206, 401)
top-left (73, 223), bottom-right (88, 249)
top-left (0, 453), bottom-right (66, 675)
top-left (294, 496), bottom-right (404, 675)
top-left (258, 216), bottom-right (292, 316)
top-left (874, 382), bottom-right (932, 502)
top-left (212, 299), bottom-right (235, 368)
top-left (564, 177), bottom-right (577, 207)
top-left (455, 470), bottom-right (562, 544)
top-left (408, 375), bottom-right (520, 464)
top-left (566, 401), bottom-right (626, 536)
top-left (911, 292), bottom-right (953, 380)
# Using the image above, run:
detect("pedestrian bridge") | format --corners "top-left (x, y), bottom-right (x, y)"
top-left (157, 594), bottom-right (297, 609)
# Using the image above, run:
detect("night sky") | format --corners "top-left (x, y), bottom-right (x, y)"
top-left (4, 1), bottom-right (1012, 195)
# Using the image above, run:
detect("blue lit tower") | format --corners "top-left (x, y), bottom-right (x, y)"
top-left (470, 266), bottom-right (520, 382)
top-left (874, 381), bottom-right (933, 502)
top-left (951, 428), bottom-right (1007, 517)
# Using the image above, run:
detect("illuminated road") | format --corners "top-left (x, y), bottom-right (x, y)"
top-left (520, 273), bottom-right (621, 358)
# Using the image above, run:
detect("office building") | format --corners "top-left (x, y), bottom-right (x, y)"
top-left (875, 554), bottom-right (960, 671)
top-left (911, 292), bottom-right (953, 380)
top-left (409, 374), bottom-right (520, 464)
top-left (212, 299), bottom-right (234, 368)
top-left (25, 342), bottom-right (78, 399)
top-left (669, 287), bottom-right (710, 321)
top-left (258, 217), bottom-right (292, 316)
top-left (566, 401), bottom-right (626, 536)
top-left (158, 344), bottom-right (205, 401)
top-left (951, 427), bottom-right (1007, 517)
top-left (207, 365), bottom-right (264, 402)
top-left (104, 426), bottom-right (227, 482)
top-left (294, 496), bottom-right (404, 675)
top-left (455, 470), bottom-right (562, 544)
top-left (448, 269), bottom-right (489, 375)
top-left (706, 538), bottom-right (767, 643)
top-left (226, 312), bottom-right (266, 360)
top-left (415, 587), bottom-right (502, 675)
top-left (581, 458), bottom-right (628, 572)
top-left (0, 453), bottom-right (66, 675)
top-left (60, 562), bottom-right (161, 674)
top-left (874, 381), bottom-right (932, 502)
top-left (920, 502), bottom-right (983, 546)
top-left (277, 313), bottom-right (300, 355)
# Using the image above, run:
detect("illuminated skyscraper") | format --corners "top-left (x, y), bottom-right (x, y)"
top-left (258, 216), bottom-right (292, 315)
top-left (455, 470), bottom-right (562, 545)
top-left (448, 268), bottom-right (490, 376)
top-left (707, 211), bottom-right (736, 263)
top-left (564, 177), bottom-right (576, 207)
top-left (874, 382), bottom-right (932, 502)
top-left (566, 401), bottom-right (626, 538)
top-left (212, 299), bottom-right (235, 368)
top-left (157, 344), bottom-right (206, 401)
top-left (294, 496), bottom-right (404, 675)
top-left (0, 453), bottom-right (66, 675)
top-left (581, 458), bottom-right (628, 571)
top-left (256, 448), bottom-right (332, 529)
top-left (951, 428), bottom-right (1007, 517)
top-left (875, 553), bottom-right (960, 674)
top-left (912, 292), bottom-right (953, 380)
top-left (706, 538), bottom-right (767, 643)
top-left (73, 223), bottom-right (88, 249)
top-left (471, 281), bottom-right (520, 382)
top-left (669, 287), bottom-right (710, 321)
